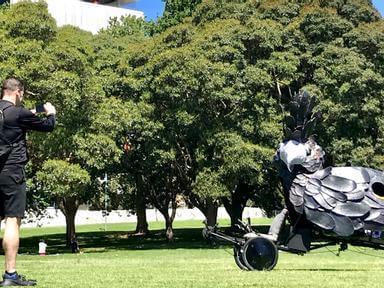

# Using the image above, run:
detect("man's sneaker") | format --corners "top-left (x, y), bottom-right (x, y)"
top-left (0, 273), bottom-right (36, 286)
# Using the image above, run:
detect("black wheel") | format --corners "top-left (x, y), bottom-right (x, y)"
top-left (233, 245), bottom-right (249, 270)
top-left (241, 237), bottom-right (278, 271)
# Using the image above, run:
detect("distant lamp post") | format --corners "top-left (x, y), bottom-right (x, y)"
top-left (97, 173), bottom-right (109, 231)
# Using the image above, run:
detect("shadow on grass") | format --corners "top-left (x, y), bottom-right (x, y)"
top-left (279, 268), bottom-right (375, 272)
top-left (18, 225), bottom-right (271, 255)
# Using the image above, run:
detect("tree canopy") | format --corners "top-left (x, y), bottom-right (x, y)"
top-left (0, 0), bottom-right (383, 240)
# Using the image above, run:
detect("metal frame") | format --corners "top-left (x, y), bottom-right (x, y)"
top-left (203, 222), bottom-right (384, 271)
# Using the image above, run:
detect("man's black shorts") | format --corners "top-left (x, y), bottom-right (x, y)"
top-left (0, 165), bottom-right (26, 218)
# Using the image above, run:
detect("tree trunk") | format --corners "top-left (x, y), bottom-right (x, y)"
top-left (190, 196), bottom-right (218, 227)
top-left (135, 181), bottom-right (148, 235)
top-left (223, 182), bottom-right (249, 229)
top-left (135, 203), bottom-right (148, 235)
top-left (204, 202), bottom-right (218, 227)
top-left (59, 197), bottom-right (79, 247)
top-left (165, 218), bottom-right (174, 241)
top-left (228, 199), bottom-right (244, 228)
top-left (158, 204), bottom-right (176, 242)
top-left (65, 211), bottom-right (76, 247)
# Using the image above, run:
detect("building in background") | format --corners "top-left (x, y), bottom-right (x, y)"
top-left (10, 0), bottom-right (144, 34)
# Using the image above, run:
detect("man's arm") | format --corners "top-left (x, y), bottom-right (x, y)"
top-left (18, 103), bottom-right (56, 132)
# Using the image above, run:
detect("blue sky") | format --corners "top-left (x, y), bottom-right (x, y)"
top-left (120, 0), bottom-right (165, 21)
top-left (373, 0), bottom-right (384, 16)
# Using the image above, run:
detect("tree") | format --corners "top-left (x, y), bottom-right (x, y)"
top-left (0, 1), bottom-right (108, 240)
top-left (116, 15), bottom-right (283, 231)
top-left (82, 95), bottom-right (159, 235)
top-left (36, 160), bottom-right (90, 246)
top-left (193, 132), bottom-right (278, 227)
top-left (1, 0), bottom-right (383, 242)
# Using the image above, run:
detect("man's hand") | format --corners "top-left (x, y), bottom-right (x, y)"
top-left (30, 102), bottom-right (56, 116)
top-left (44, 102), bottom-right (56, 116)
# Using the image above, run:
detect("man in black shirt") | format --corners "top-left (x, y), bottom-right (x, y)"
top-left (0, 78), bottom-right (56, 287)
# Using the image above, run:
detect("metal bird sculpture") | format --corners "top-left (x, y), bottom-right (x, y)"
top-left (202, 89), bottom-right (384, 271)
top-left (275, 90), bottom-right (384, 238)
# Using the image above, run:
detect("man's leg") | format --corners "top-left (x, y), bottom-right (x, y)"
top-left (3, 217), bottom-right (21, 273)
top-left (0, 167), bottom-right (36, 286)
top-left (1, 216), bottom-right (36, 286)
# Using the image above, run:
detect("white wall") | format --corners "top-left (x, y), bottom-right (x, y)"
top-left (10, 0), bottom-right (144, 34)
top-left (21, 207), bottom-right (266, 228)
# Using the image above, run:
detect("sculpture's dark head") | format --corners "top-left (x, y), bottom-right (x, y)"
top-left (274, 138), bottom-right (324, 174)
top-left (274, 89), bottom-right (323, 174)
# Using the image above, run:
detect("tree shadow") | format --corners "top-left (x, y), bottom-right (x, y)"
top-left (16, 225), bottom-right (271, 255)
top-left (279, 268), bottom-right (374, 272)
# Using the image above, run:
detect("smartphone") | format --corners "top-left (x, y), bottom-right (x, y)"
top-left (35, 104), bottom-right (45, 113)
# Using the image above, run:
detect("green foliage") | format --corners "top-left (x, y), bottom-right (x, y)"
top-left (89, 97), bottom-right (150, 137)
top-left (47, 26), bottom-right (93, 77)
top-left (192, 0), bottom-right (257, 26)
top-left (0, 0), bottom-right (56, 43)
top-left (312, 42), bottom-right (384, 167)
top-left (198, 132), bottom-right (275, 194)
top-left (300, 9), bottom-right (354, 44)
top-left (0, 1), bottom-right (10, 9)
top-left (155, 0), bottom-right (202, 32)
top-left (343, 21), bottom-right (384, 66)
top-left (243, 17), bottom-right (284, 61)
top-left (329, 0), bottom-right (380, 25)
top-left (100, 16), bottom-right (152, 38)
top-left (164, 0), bottom-right (202, 18)
top-left (193, 168), bottom-right (229, 199)
top-left (36, 160), bottom-right (90, 198)
top-left (74, 134), bottom-right (121, 171)
top-left (260, 2), bottom-right (301, 25)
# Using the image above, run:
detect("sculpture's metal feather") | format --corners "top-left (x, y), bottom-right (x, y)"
top-left (313, 193), bottom-right (334, 211)
top-left (321, 175), bottom-right (357, 193)
top-left (311, 166), bottom-right (332, 180)
top-left (304, 207), bottom-right (335, 230)
top-left (330, 167), bottom-right (370, 183)
top-left (320, 186), bottom-right (347, 203)
top-left (327, 200), bottom-right (370, 217)
top-left (363, 197), bottom-right (384, 209)
top-left (330, 213), bottom-right (355, 236)
top-left (304, 194), bottom-right (320, 210)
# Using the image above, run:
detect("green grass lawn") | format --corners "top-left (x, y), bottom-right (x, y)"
top-left (1, 219), bottom-right (384, 287)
